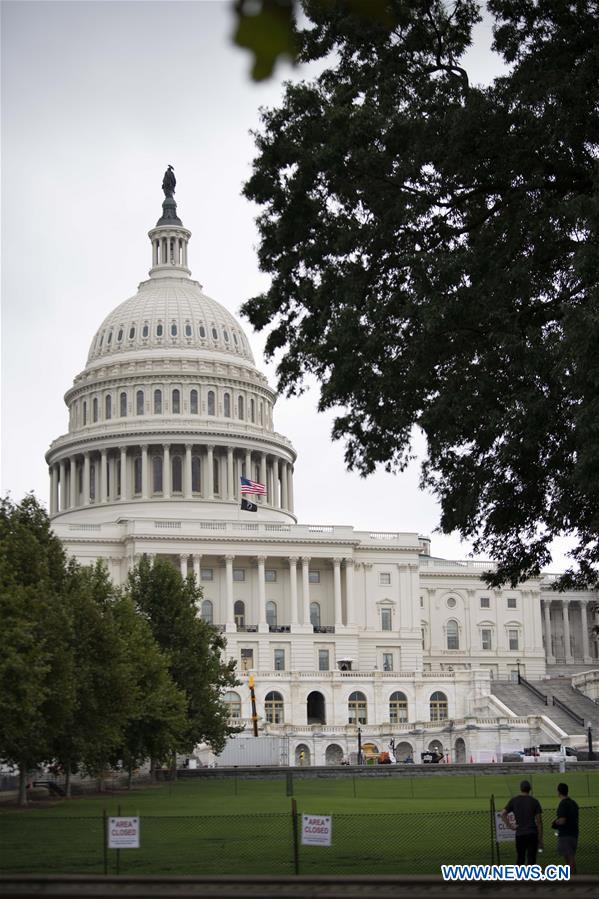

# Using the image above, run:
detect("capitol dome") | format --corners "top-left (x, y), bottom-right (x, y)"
top-left (46, 171), bottom-right (296, 525)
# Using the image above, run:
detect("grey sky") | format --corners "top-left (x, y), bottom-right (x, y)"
top-left (1, 1), bottom-right (572, 567)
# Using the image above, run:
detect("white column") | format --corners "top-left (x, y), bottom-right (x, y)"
top-left (100, 450), bottom-right (108, 503)
top-left (543, 601), bottom-right (555, 663)
top-left (562, 601), bottom-right (573, 662)
top-left (50, 465), bottom-right (58, 514)
top-left (69, 457), bottom-right (77, 508)
top-left (120, 447), bottom-right (127, 500)
top-left (289, 556), bottom-right (299, 625)
top-left (345, 559), bottom-right (355, 627)
top-left (83, 453), bottom-right (91, 506)
top-left (245, 449), bottom-right (251, 480)
top-left (179, 554), bottom-right (188, 579)
top-left (580, 601), bottom-right (592, 662)
top-left (281, 462), bottom-right (289, 509)
top-left (260, 453), bottom-right (267, 503)
top-left (227, 447), bottom-right (234, 500)
top-left (59, 460), bottom-right (66, 511)
top-left (192, 554), bottom-right (201, 584)
top-left (163, 444), bottom-right (171, 498)
top-left (288, 464), bottom-right (294, 513)
top-left (141, 444), bottom-right (149, 499)
top-left (184, 444), bottom-right (193, 499)
top-left (257, 556), bottom-right (267, 629)
top-left (225, 555), bottom-right (235, 628)
top-left (302, 556), bottom-right (311, 627)
top-left (273, 460), bottom-right (280, 508)
top-left (333, 557), bottom-right (343, 628)
top-left (206, 445), bottom-right (214, 499)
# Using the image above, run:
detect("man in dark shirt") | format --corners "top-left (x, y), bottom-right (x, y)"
top-left (552, 782), bottom-right (579, 874)
top-left (501, 780), bottom-right (544, 864)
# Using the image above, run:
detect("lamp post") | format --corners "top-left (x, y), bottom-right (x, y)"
top-left (516, 658), bottom-right (521, 684)
top-left (588, 721), bottom-right (594, 761)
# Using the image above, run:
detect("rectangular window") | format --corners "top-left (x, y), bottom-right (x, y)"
top-left (379, 572), bottom-right (391, 586)
top-left (233, 568), bottom-right (245, 582)
top-left (508, 629), bottom-right (519, 651)
top-left (481, 628), bottom-right (492, 651)
top-left (381, 608), bottom-right (392, 631)
top-left (507, 597), bottom-right (517, 609)
top-left (201, 568), bottom-right (213, 581)
top-left (240, 648), bottom-right (254, 672)
top-left (318, 649), bottom-right (330, 671)
top-left (382, 652), bottom-right (393, 672)
top-left (265, 569), bottom-right (277, 582)
top-left (308, 570), bottom-right (320, 584)
top-left (480, 596), bottom-right (490, 609)
top-left (274, 649), bottom-right (285, 671)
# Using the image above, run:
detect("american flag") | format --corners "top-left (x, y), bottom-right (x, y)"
top-left (240, 476), bottom-right (266, 496)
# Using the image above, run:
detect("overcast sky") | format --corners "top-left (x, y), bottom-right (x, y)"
top-left (0, 1), bottom-right (573, 568)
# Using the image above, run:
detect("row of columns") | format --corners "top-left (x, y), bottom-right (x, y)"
top-left (48, 444), bottom-right (294, 514)
top-left (163, 553), bottom-right (356, 631)
top-left (542, 599), bottom-right (595, 664)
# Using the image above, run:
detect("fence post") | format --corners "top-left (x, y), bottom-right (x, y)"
top-left (103, 809), bottom-right (108, 875)
top-left (291, 798), bottom-right (300, 875)
top-left (286, 770), bottom-right (294, 797)
top-left (490, 794), bottom-right (500, 864)
top-left (116, 804), bottom-right (121, 875)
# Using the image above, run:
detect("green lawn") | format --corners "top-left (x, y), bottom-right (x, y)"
top-left (1, 772), bottom-right (597, 875)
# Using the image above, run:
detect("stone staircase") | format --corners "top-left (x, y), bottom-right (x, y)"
top-left (490, 678), bottom-right (598, 736)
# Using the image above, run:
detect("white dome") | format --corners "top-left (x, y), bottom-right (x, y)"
top-left (87, 276), bottom-right (255, 368)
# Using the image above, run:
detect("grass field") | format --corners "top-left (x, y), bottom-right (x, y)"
top-left (1, 771), bottom-right (597, 875)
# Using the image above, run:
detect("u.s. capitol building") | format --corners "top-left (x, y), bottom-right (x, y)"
top-left (46, 176), bottom-right (599, 765)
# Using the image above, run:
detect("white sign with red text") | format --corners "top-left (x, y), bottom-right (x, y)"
top-left (108, 816), bottom-right (140, 849)
top-left (301, 814), bottom-right (332, 846)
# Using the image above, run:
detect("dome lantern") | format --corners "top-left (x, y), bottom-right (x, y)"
top-left (148, 165), bottom-right (191, 279)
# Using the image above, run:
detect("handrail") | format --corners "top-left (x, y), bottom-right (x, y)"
top-left (551, 695), bottom-right (585, 727)
top-left (519, 676), bottom-right (548, 705)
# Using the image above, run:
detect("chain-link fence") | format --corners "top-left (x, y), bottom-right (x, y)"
top-left (1, 805), bottom-right (597, 875)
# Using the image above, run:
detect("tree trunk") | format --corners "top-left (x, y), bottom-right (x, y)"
top-left (150, 757), bottom-right (157, 783)
top-left (18, 763), bottom-right (28, 807)
top-left (65, 765), bottom-right (72, 799)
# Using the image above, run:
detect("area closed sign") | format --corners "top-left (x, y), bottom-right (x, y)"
top-left (108, 816), bottom-right (140, 849)
top-left (301, 814), bottom-right (332, 846)
top-left (495, 812), bottom-right (516, 843)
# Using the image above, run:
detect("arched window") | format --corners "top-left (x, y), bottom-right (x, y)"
top-left (223, 392), bottom-right (231, 418)
top-left (120, 392), bottom-right (127, 417)
top-left (234, 600), bottom-right (245, 628)
top-left (171, 455), bottom-right (182, 493)
top-left (446, 619), bottom-right (459, 650)
top-left (107, 330), bottom-right (113, 345)
top-left (172, 389), bottom-right (180, 414)
top-left (154, 389), bottom-right (162, 414)
top-left (207, 390), bottom-right (215, 415)
top-left (238, 396), bottom-right (244, 419)
top-left (185, 323), bottom-right (192, 337)
top-left (348, 691), bottom-right (367, 725)
top-left (129, 325), bottom-right (136, 340)
top-left (266, 601), bottom-right (277, 628)
top-left (213, 456), bottom-right (219, 494)
top-left (430, 691), bottom-right (448, 722)
top-left (136, 390), bottom-right (144, 415)
top-left (152, 455), bottom-right (163, 493)
top-left (224, 691), bottom-right (241, 718)
top-left (389, 691), bottom-right (408, 724)
top-left (142, 323), bottom-right (149, 338)
top-left (170, 321), bottom-right (177, 337)
top-left (93, 397), bottom-right (98, 422)
top-left (105, 394), bottom-right (112, 420)
top-left (200, 599), bottom-right (213, 624)
top-left (191, 455), bottom-right (201, 493)
top-left (265, 691), bottom-right (284, 724)
top-left (199, 325), bottom-right (206, 338)
top-left (156, 323), bottom-right (163, 337)
top-left (190, 389), bottom-right (198, 414)
top-left (117, 328), bottom-right (123, 343)
top-left (83, 400), bottom-right (87, 425)
top-left (310, 602), bottom-right (321, 628)
top-left (134, 456), bottom-right (142, 494)
top-left (250, 398), bottom-right (255, 423)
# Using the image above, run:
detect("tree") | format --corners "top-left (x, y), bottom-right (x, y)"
top-left (242, 0), bottom-right (599, 588)
top-left (0, 495), bottom-right (74, 805)
top-left (124, 558), bottom-right (239, 758)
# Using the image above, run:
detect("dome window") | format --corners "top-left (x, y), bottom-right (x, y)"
top-left (99, 334), bottom-right (104, 348)
top-left (134, 457), bottom-right (142, 495)
top-left (199, 325), bottom-right (206, 338)
top-left (120, 392), bottom-right (127, 417)
top-left (129, 326), bottom-right (136, 340)
top-left (105, 395), bottom-right (112, 420)
top-left (152, 455), bottom-right (163, 494)
top-left (142, 324), bottom-right (149, 338)
top-left (207, 390), bottom-right (216, 416)
top-left (233, 332), bottom-right (238, 346)
top-left (136, 390), bottom-right (144, 416)
top-left (191, 455), bottom-right (201, 493)
top-left (223, 393), bottom-right (231, 418)
top-left (211, 327), bottom-right (218, 340)
top-left (172, 389), bottom-right (180, 414)
top-left (250, 399), bottom-right (255, 423)
top-left (117, 329), bottom-right (123, 343)
top-left (154, 389), bottom-right (162, 415)
top-left (237, 396), bottom-right (244, 420)
top-left (223, 330), bottom-right (229, 343)
top-left (172, 455), bottom-right (183, 493)
top-left (170, 322), bottom-right (178, 337)
top-left (190, 389), bottom-right (198, 414)
top-left (156, 323), bottom-right (163, 337)
top-left (82, 401), bottom-right (87, 426)
top-left (185, 323), bottom-right (192, 337)
top-left (107, 330), bottom-right (113, 345)
top-left (93, 398), bottom-right (99, 423)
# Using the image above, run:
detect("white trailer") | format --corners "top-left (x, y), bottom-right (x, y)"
top-left (215, 735), bottom-right (289, 767)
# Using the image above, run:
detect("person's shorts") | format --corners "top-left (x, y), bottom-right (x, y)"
top-left (557, 835), bottom-right (578, 856)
